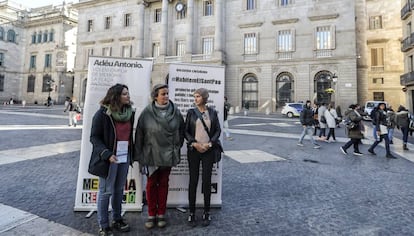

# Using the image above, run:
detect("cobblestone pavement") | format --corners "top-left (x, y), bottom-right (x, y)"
top-left (1, 105), bottom-right (414, 235)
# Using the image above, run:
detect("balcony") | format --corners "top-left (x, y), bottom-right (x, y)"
top-left (371, 66), bottom-right (384, 72)
top-left (314, 49), bottom-right (332, 58)
top-left (401, 32), bottom-right (414, 52)
top-left (400, 71), bottom-right (414, 86)
top-left (401, 2), bottom-right (411, 20)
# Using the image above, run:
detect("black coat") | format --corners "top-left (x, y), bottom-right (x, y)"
top-left (299, 105), bottom-right (314, 126)
top-left (89, 106), bottom-right (135, 178)
top-left (184, 107), bottom-right (222, 161)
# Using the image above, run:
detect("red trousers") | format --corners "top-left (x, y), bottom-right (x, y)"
top-left (146, 167), bottom-right (171, 217)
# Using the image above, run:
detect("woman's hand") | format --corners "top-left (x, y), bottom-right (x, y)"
top-left (109, 154), bottom-right (118, 163)
top-left (193, 142), bottom-right (209, 153)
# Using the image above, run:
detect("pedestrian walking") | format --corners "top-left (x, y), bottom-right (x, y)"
top-left (134, 84), bottom-right (185, 229)
top-left (223, 96), bottom-right (233, 140)
top-left (324, 104), bottom-right (338, 142)
top-left (340, 104), bottom-right (364, 156)
top-left (64, 99), bottom-right (77, 127)
top-left (88, 83), bottom-right (135, 236)
top-left (395, 105), bottom-right (410, 150)
top-left (243, 100), bottom-right (249, 116)
top-left (297, 100), bottom-right (320, 149)
top-left (318, 103), bottom-right (328, 140)
top-left (185, 88), bottom-right (223, 227)
top-left (386, 106), bottom-right (396, 144)
top-left (368, 102), bottom-right (396, 159)
top-left (312, 103), bottom-right (320, 136)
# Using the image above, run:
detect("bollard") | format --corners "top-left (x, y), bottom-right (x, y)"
top-left (235, 106), bottom-right (240, 113)
top-left (265, 107), bottom-right (270, 115)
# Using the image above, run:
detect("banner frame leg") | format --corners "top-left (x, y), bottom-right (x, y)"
top-left (85, 210), bottom-right (95, 218)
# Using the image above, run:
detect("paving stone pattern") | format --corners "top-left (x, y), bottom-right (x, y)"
top-left (0, 106), bottom-right (414, 235)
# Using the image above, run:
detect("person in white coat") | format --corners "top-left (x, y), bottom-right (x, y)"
top-left (318, 103), bottom-right (328, 140)
top-left (324, 104), bottom-right (338, 142)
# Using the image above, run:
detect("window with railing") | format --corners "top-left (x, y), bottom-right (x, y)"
top-left (202, 38), bottom-right (214, 55)
top-left (316, 26), bottom-right (332, 50)
top-left (369, 16), bottom-right (382, 30)
top-left (30, 55), bottom-right (36, 69)
top-left (0, 27), bottom-right (3, 40)
top-left (85, 48), bottom-right (93, 65)
top-left (155, 9), bottom-right (162, 23)
top-left (371, 48), bottom-right (384, 71)
top-left (277, 30), bottom-right (294, 52)
top-left (27, 75), bottom-right (35, 93)
top-left (203, 0), bottom-right (214, 16)
top-left (176, 40), bottom-right (186, 56)
top-left (105, 16), bottom-right (111, 30)
top-left (0, 53), bottom-right (4, 66)
top-left (244, 33), bottom-right (257, 54)
top-left (124, 13), bottom-right (131, 27)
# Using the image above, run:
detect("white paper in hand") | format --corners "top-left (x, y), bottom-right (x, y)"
top-left (116, 141), bottom-right (128, 163)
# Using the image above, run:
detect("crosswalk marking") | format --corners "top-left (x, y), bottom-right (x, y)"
top-left (225, 149), bottom-right (286, 163)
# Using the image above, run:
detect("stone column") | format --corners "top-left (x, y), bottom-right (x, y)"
top-left (137, 1), bottom-right (145, 58)
top-left (186, 0), bottom-right (194, 55)
top-left (214, 0), bottom-right (223, 52)
top-left (160, 0), bottom-right (169, 56)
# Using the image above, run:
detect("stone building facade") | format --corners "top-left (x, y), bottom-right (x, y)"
top-left (73, 0), bottom-right (359, 111)
top-left (365, 0), bottom-right (404, 110)
top-left (401, 0), bottom-right (414, 111)
top-left (0, 0), bottom-right (77, 105)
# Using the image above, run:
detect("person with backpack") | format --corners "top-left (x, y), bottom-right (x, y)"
top-left (386, 106), bottom-right (396, 144)
top-left (340, 104), bottom-right (364, 156)
top-left (368, 102), bottom-right (396, 159)
top-left (395, 105), bottom-right (410, 150)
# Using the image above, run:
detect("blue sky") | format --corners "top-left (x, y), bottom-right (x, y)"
top-left (12, 0), bottom-right (78, 8)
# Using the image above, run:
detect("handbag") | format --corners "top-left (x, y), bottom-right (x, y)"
top-left (320, 115), bottom-right (327, 124)
top-left (194, 108), bottom-right (223, 163)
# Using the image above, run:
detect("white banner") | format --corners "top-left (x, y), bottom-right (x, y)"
top-left (74, 56), bottom-right (153, 212)
top-left (167, 63), bottom-right (225, 207)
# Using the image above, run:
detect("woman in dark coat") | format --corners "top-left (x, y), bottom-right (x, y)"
top-left (185, 88), bottom-right (222, 227)
top-left (340, 104), bottom-right (364, 156)
top-left (89, 83), bottom-right (134, 236)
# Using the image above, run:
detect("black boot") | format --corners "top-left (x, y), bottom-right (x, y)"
top-left (403, 144), bottom-right (409, 150)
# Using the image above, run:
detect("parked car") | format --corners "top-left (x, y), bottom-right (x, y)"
top-left (281, 103), bottom-right (304, 118)
top-left (364, 101), bottom-right (388, 116)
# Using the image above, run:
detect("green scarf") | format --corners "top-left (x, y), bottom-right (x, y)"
top-left (107, 106), bottom-right (132, 122)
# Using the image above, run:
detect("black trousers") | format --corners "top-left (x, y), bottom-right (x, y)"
top-left (343, 138), bottom-right (360, 152)
top-left (188, 151), bottom-right (214, 213)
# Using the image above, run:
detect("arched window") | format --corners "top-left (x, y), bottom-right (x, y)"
top-left (276, 72), bottom-right (294, 108)
top-left (7, 29), bottom-right (16, 42)
top-left (242, 74), bottom-right (258, 108)
top-left (314, 70), bottom-right (334, 105)
top-left (0, 27), bottom-right (4, 40)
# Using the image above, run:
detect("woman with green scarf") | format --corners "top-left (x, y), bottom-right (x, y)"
top-left (89, 83), bottom-right (135, 236)
top-left (134, 84), bottom-right (185, 229)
